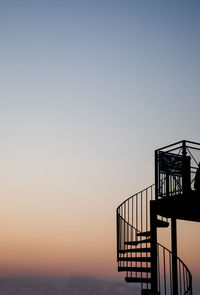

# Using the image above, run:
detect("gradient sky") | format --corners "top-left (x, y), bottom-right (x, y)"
top-left (0, 0), bottom-right (200, 288)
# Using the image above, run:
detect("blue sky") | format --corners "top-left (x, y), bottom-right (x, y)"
top-left (1, 1), bottom-right (200, 144)
top-left (0, 0), bottom-right (200, 291)
top-left (1, 1), bottom-right (200, 187)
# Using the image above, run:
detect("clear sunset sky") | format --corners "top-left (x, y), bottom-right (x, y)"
top-left (0, 0), bottom-right (200, 289)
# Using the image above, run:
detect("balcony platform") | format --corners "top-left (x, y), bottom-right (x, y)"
top-left (155, 191), bottom-right (200, 222)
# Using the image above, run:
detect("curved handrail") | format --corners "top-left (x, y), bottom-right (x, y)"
top-left (156, 242), bottom-right (192, 295)
top-left (117, 184), bottom-right (193, 295)
top-left (117, 184), bottom-right (154, 211)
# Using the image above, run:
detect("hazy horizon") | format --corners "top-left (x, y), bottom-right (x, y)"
top-left (0, 276), bottom-right (140, 295)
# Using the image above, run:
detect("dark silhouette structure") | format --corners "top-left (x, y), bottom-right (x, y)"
top-left (116, 140), bottom-right (200, 295)
top-left (194, 163), bottom-right (200, 191)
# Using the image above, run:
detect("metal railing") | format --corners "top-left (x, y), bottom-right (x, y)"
top-left (157, 243), bottom-right (192, 295)
top-left (155, 140), bottom-right (200, 200)
top-left (117, 184), bottom-right (193, 294)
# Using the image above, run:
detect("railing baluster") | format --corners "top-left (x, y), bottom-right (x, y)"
top-left (183, 267), bottom-right (186, 292)
top-left (136, 194), bottom-right (138, 277)
top-left (124, 204), bottom-right (126, 268)
top-left (146, 189), bottom-right (148, 289)
top-left (179, 260), bottom-right (182, 295)
top-left (163, 248), bottom-right (166, 295)
top-left (146, 189), bottom-right (148, 229)
top-left (141, 191), bottom-right (143, 290)
top-left (141, 192), bottom-right (143, 232)
top-left (136, 194), bottom-right (138, 240)
top-left (131, 198), bottom-right (133, 273)
top-left (157, 244), bottom-right (161, 293)
top-left (169, 252), bottom-right (172, 295)
top-left (128, 200), bottom-right (129, 247)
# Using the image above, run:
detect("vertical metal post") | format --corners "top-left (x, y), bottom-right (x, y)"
top-left (182, 140), bottom-right (187, 196)
top-left (166, 173), bottom-right (169, 197)
top-left (150, 200), bottom-right (158, 293)
top-left (171, 217), bottom-right (178, 295)
top-left (182, 140), bottom-right (191, 195)
top-left (116, 211), bottom-right (118, 261)
top-left (155, 150), bottom-right (158, 200)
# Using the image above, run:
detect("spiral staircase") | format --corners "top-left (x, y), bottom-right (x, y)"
top-left (116, 140), bottom-right (200, 295)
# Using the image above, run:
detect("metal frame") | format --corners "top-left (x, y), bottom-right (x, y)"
top-left (155, 140), bottom-right (200, 200)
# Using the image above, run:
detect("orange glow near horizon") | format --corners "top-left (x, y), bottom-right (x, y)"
top-left (0, 187), bottom-right (200, 281)
top-left (0, 187), bottom-right (119, 279)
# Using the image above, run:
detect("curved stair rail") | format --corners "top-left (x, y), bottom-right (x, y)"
top-left (116, 184), bottom-right (193, 295)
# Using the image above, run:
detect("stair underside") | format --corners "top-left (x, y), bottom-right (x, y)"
top-left (156, 219), bottom-right (169, 227)
top-left (119, 248), bottom-right (151, 254)
top-left (125, 238), bottom-right (151, 246)
top-left (119, 257), bottom-right (151, 262)
top-left (142, 289), bottom-right (160, 295)
top-left (137, 231), bottom-right (151, 237)
top-left (125, 277), bottom-right (151, 283)
top-left (155, 191), bottom-right (200, 222)
top-left (118, 266), bottom-right (151, 272)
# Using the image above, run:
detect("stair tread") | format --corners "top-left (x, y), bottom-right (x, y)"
top-left (119, 248), bottom-right (151, 254)
top-left (156, 219), bottom-right (169, 228)
top-left (137, 231), bottom-right (151, 237)
top-left (125, 238), bottom-right (151, 245)
top-left (142, 289), bottom-right (160, 295)
top-left (125, 277), bottom-right (151, 283)
top-left (118, 266), bottom-right (151, 272)
top-left (119, 257), bottom-right (151, 262)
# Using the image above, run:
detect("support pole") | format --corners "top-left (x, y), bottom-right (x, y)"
top-left (150, 201), bottom-right (158, 293)
top-left (182, 140), bottom-right (191, 195)
top-left (171, 218), bottom-right (178, 295)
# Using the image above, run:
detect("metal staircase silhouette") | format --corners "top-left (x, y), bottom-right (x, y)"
top-left (117, 140), bottom-right (200, 295)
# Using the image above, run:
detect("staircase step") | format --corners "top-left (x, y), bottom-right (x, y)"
top-left (142, 289), bottom-right (160, 295)
top-left (137, 231), bottom-right (151, 237)
top-left (119, 257), bottom-right (151, 262)
top-left (125, 238), bottom-right (151, 246)
top-left (119, 248), bottom-right (151, 254)
top-left (118, 266), bottom-right (151, 272)
top-left (125, 277), bottom-right (151, 284)
top-left (156, 219), bottom-right (169, 228)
